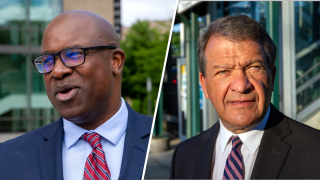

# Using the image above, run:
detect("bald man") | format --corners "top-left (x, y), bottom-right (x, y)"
top-left (0, 10), bottom-right (152, 180)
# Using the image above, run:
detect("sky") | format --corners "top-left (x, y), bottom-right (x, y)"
top-left (121, 0), bottom-right (177, 27)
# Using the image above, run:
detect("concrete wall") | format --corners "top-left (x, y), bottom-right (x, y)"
top-left (63, 0), bottom-right (114, 25)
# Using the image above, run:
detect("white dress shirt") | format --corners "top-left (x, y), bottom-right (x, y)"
top-left (62, 98), bottom-right (128, 180)
top-left (212, 106), bottom-right (270, 180)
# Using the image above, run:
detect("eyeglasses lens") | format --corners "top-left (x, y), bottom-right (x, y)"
top-left (61, 48), bottom-right (84, 67)
top-left (34, 55), bottom-right (54, 73)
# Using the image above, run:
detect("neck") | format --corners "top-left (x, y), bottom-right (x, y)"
top-left (74, 97), bottom-right (122, 130)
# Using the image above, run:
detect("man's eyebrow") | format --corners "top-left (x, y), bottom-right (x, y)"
top-left (41, 44), bottom-right (83, 54)
top-left (212, 59), bottom-right (265, 69)
top-left (248, 59), bottom-right (265, 65)
top-left (212, 65), bottom-right (234, 69)
top-left (245, 59), bottom-right (266, 67)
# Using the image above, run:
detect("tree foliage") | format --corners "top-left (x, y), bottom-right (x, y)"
top-left (121, 20), bottom-right (170, 114)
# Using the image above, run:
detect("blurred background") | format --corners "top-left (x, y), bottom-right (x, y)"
top-left (0, 0), bottom-right (175, 141)
top-left (145, 1), bottom-right (320, 179)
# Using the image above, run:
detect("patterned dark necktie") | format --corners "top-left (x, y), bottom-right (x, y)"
top-left (223, 136), bottom-right (243, 180)
top-left (83, 132), bottom-right (111, 180)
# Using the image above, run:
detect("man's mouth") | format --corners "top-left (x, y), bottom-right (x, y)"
top-left (229, 100), bottom-right (255, 106)
top-left (55, 85), bottom-right (78, 101)
top-left (231, 101), bottom-right (251, 103)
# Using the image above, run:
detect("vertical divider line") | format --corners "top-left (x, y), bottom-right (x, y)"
top-left (141, 0), bottom-right (179, 179)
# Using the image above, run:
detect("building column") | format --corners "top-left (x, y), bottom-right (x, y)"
top-left (281, 1), bottom-right (296, 119)
top-left (267, 1), bottom-right (281, 110)
top-left (154, 88), bottom-right (163, 135)
top-left (190, 11), bottom-right (201, 137)
top-left (179, 14), bottom-right (192, 138)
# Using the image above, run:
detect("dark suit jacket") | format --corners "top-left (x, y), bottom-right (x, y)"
top-left (170, 104), bottom-right (320, 179)
top-left (0, 103), bottom-right (152, 180)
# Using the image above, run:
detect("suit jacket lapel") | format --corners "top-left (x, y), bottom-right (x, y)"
top-left (250, 104), bottom-right (291, 179)
top-left (38, 117), bottom-right (64, 180)
top-left (118, 103), bottom-right (151, 180)
top-left (193, 122), bottom-right (220, 179)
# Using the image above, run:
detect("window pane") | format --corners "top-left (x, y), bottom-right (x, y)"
top-left (0, 54), bottom-right (27, 131)
top-left (225, 1), bottom-right (267, 29)
top-left (295, 1), bottom-right (320, 112)
top-left (0, 29), bottom-right (28, 45)
top-left (0, 0), bottom-right (27, 28)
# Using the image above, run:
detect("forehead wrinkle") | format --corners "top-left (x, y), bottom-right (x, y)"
top-left (224, 42), bottom-right (265, 69)
top-left (237, 59), bottom-right (265, 68)
top-left (212, 59), bottom-right (264, 71)
top-left (212, 64), bottom-right (234, 69)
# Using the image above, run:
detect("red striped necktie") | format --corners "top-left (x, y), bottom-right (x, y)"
top-left (82, 132), bottom-right (111, 180)
top-left (223, 136), bottom-right (244, 180)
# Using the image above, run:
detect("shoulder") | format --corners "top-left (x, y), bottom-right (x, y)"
top-left (0, 120), bottom-right (62, 178)
top-left (267, 104), bottom-right (320, 142)
top-left (0, 120), bottom-right (61, 151)
top-left (268, 113), bottom-right (320, 157)
top-left (170, 123), bottom-right (219, 178)
top-left (125, 102), bottom-right (153, 126)
top-left (125, 102), bottom-right (153, 137)
top-left (178, 130), bottom-right (208, 150)
top-left (286, 117), bottom-right (320, 142)
top-left (272, 117), bottom-right (320, 177)
top-left (174, 123), bottom-right (218, 155)
top-left (133, 111), bottom-right (153, 127)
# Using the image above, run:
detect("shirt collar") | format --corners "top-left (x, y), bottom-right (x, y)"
top-left (63, 98), bottom-right (128, 150)
top-left (219, 105), bottom-right (271, 156)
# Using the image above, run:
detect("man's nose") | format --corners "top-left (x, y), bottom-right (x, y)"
top-left (229, 70), bottom-right (253, 94)
top-left (50, 56), bottom-right (72, 79)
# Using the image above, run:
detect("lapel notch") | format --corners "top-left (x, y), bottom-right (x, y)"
top-left (118, 103), bottom-right (151, 180)
top-left (250, 104), bottom-right (292, 179)
top-left (38, 118), bottom-right (64, 180)
top-left (194, 122), bottom-right (220, 179)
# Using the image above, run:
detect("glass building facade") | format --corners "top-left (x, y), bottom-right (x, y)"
top-left (295, 2), bottom-right (320, 113)
top-left (0, 0), bottom-right (62, 132)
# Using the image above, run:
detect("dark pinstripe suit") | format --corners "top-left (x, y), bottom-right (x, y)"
top-left (0, 102), bottom-right (152, 180)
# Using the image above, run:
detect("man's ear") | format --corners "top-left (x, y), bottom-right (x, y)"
top-left (111, 49), bottom-right (125, 75)
top-left (199, 72), bottom-right (210, 99)
top-left (272, 65), bottom-right (276, 92)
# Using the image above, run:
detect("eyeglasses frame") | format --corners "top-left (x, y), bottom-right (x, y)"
top-left (32, 45), bottom-right (117, 74)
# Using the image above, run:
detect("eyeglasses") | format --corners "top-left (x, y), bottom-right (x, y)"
top-left (32, 45), bottom-right (117, 74)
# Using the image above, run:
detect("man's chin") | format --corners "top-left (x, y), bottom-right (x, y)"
top-left (58, 109), bottom-right (88, 123)
top-left (222, 114), bottom-right (261, 129)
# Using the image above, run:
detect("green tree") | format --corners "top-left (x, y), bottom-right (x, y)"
top-left (121, 20), bottom-right (170, 114)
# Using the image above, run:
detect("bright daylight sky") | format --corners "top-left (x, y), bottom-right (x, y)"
top-left (121, 0), bottom-right (177, 27)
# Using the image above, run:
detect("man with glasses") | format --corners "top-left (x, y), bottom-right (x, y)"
top-left (0, 10), bottom-right (152, 180)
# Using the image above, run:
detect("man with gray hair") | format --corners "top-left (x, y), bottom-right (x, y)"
top-left (170, 15), bottom-right (320, 179)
